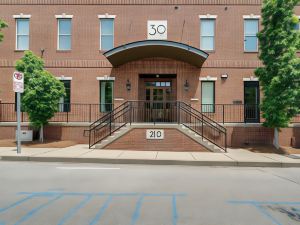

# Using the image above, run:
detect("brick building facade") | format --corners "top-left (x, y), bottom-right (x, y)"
top-left (0, 0), bottom-right (299, 150)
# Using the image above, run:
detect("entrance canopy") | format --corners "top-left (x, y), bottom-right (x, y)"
top-left (103, 40), bottom-right (209, 68)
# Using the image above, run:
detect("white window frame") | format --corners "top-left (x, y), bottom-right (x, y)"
top-left (56, 76), bottom-right (72, 81)
top-left (96, 76), bottom-right (115, 81)
top-left (14, 16), bottom-right (30, 51)
top-left (243, 15), bottom-right (260, 52)
top-left (243, 76), bottom-right (259, 81)
top-left (99, 79), bottom-right (114, 113)
top-left (199, 76), bottom-right (218, 81)
top-left (296, 16), bottom-right (300, 30)
top-left (57, 78), bottom-right (71, 112)
top-left (56, 15), bottom-right (73, 51)
top-left (199, 15), bottom-right (217, 51)
top-left (201, 81), bottom-right (215, 113)
top-left (98, 15), bottom-right (116, 51)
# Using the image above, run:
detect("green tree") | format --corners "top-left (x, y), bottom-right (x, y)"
top-left (255, 0), bottom-right (300, 148)
top-left (0, 19), bottom-right (8, 42)
top-left (15, 51), bottom-right (65, 142)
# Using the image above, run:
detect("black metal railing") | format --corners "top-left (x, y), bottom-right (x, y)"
top-left (88, 102), bottom-right (131, 148)
top-left (179, 102), bottom-right (227, 151)
top-left (0, 102), bottom-right (299, 124)
top-left (87, 101), bottom-right (227, 151)
top-left (0, 103), bottom-right (113, 123)
top-left (129, 101), bottom-right (178, 123)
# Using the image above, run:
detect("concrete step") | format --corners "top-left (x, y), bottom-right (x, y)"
top-left (177, 125), bottom-right (222, 153)
top-left (95, 125), bottom-right (132, 149)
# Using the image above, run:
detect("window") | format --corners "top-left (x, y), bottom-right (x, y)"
top-left (58, 19), bottom-right (72, 50)
top-left (59, 80), bottom-right (71, 112)
top-left (100, 81), bottom-right (114, 112)
top-left (200, 19), bottom-right (215, 51)
top-left (16, 19), bottom-right (29, 50)
top-left (295, 18), bottom-right (300, 30)
top-left (244, 19), bottom-right (259, 52)
top-left (100, 19), bottom-right (114, 50)
top-left (201, 81), bottom-right (215, 113)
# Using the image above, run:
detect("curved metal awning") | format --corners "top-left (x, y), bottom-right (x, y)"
top-left (103, 40), bottom-right (209, 68)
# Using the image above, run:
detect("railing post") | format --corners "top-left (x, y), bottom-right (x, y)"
top-left (89, 104), bottom-right (92, 123)
top-left (109, 112), bottom-right (112, 135)
top-left (201, 113), bottom-right (204, 140)
top-left (153, 103), bottom-right (155, 125)
top-left (129, 101), bottom-right (132, 125)
top-left (67, 110), bottom-right (69, 123)
top-left (177, 102), bottom-right (180, 124)
top-left (225, 131), bottom-right (227, 152)
top-left (222, 104), bottom-right (225, 124)
top-left (89, 130), bottom-right (91, 149)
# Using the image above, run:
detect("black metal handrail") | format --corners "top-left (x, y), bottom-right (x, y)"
top-left (88, 102), bottom-right (131, 148)
top-left (180, 102), bottom-right (227, 132)
top-left (87, 100), bottom-right (227, 151)
top-left (89, 102), bottom-right (127, 129)
top-left (179, 102), bottom-right (227, 151)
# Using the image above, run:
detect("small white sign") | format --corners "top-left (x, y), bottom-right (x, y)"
top-left (146, 129), bottom-right (164, 140)
top-left (13, 71), bottom-right (24, 93)
top-left (147, 20), bottom-right (167, 40)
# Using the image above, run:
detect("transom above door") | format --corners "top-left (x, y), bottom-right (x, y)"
top-left (145, 81), bottom-right (172, 102)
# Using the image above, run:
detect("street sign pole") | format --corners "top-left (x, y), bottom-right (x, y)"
top-left (13, 71), bottom-right (24, 154)
top-left (17, 92), bottom-right (21, 154)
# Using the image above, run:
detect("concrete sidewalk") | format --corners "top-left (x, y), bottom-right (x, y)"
top-left (0, 145), bottom-right (299, 167)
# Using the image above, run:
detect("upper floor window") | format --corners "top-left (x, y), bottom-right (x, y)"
top-left (100, 18), bottom-right (114, 51)
top-left (16, 18), bottom-right (29, 51)
top-left (200, 16), bottom-right (216, 51)
top-left (244, 19), bottom-right (259, 52)
top-left (57, 18), bottom-right (72, 50)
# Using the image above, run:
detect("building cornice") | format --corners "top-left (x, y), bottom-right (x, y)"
top-left (0, 59), bottom-right (263, 69)
top-left (0, 0), bottom-right (263, 5)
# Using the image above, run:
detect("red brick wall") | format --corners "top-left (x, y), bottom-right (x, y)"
top-left (0, 125), bottom-right (299, 148)
top-left (104, 128), bottom-right (208, 151)
top-left (226, 126), bottom-right (274, 147)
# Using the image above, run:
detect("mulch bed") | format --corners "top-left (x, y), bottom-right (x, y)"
top-left (0, 139), bottom-right (77, 148)
top-left (234, 144), bottom-right (300, 155)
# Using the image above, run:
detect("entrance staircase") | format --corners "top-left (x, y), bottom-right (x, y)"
top-left (85, 101), bottom-right (227, 152)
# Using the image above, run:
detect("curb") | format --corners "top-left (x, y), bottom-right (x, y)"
top-left (1, 155), bottom-right (300, 167)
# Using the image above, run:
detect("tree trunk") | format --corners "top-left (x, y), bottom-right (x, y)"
top-left (39, 125), bottom-right (44, 143)
top-left (273, 127), bottom-right (279, 149)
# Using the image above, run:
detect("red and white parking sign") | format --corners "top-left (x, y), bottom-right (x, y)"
top-left (13, 71), bottom-right (24, 93)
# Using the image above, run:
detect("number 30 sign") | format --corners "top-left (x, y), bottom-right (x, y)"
top-left (147, 20), bottom-right (167, 40)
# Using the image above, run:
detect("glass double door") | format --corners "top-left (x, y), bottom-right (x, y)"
top-left (144, 82), bottom-right (174, 122)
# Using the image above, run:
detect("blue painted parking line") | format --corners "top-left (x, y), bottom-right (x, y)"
top-left (228, 200), bottom-right (300, 225)
top-left (172, 195), bottom-right (179, 225)
top-left (0, 195), bottom-right (36, 213)
top-left (14, 195), bottom-right (63, 225)
top-left (88, 195), bottom-right (113, 225)
top-left (0, 191), bottom-right (186, 225)
top-left (57, 195), bottom-right (93, 225)
top-left (131, 195), bottom-right (144, 225)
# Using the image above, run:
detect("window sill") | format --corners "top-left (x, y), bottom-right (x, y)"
top-left (56, 50), bottom-right (72, 53)
top-left (204, 50), bottom-right (215, 53)
top-left (99, 50), bottom-right (108, 54)
top-left (244, 51), bottom-right (259, 53)
top-left (14, 50), bottom-right (28, 52)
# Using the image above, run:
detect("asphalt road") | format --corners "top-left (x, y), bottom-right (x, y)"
top-left (0, 161), bottom-right (300, 225)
